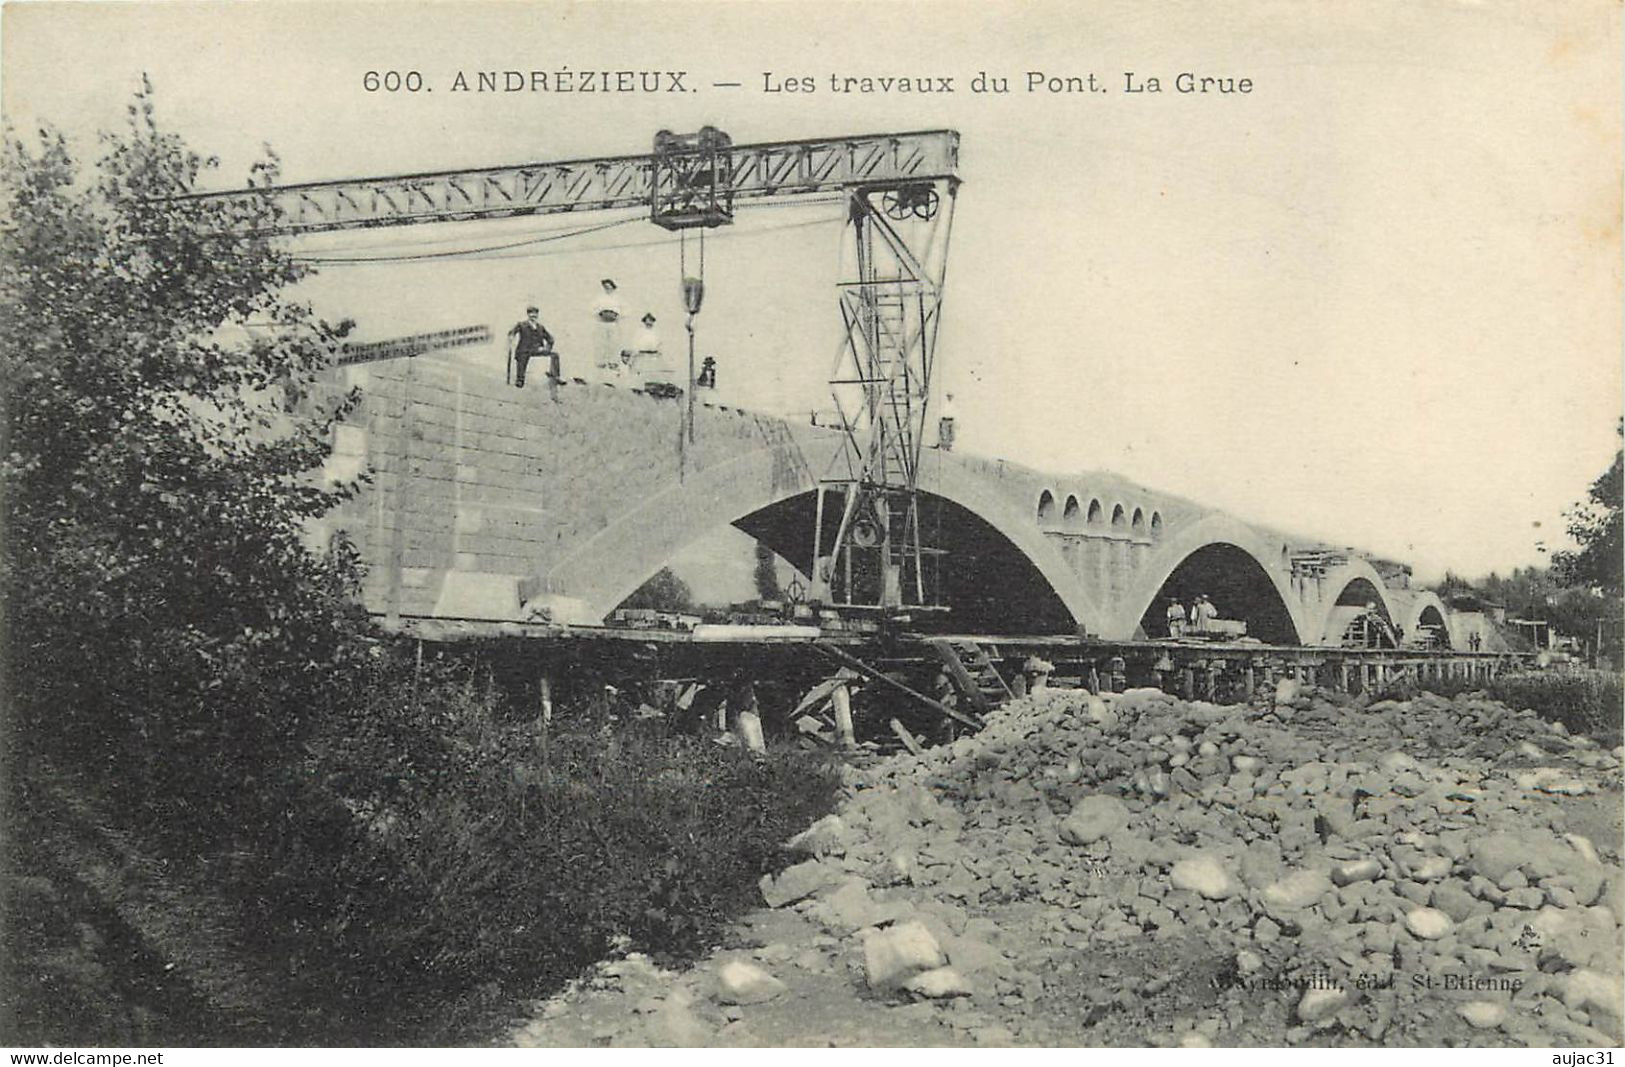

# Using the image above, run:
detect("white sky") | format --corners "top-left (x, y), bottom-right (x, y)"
top-left (4, 0), bottom-right (1620, 584)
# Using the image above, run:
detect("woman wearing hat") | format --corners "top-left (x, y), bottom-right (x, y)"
top-left (631, 312), bottom-right (677, 395)
top-left (592, 278), bottom-right (623, 379)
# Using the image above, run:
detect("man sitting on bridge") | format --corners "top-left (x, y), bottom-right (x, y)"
top-left (506, 305), bottom-right (557, 396)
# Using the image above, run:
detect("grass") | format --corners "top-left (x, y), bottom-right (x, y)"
top-left (1486, 669), bottom-right (1623, 747)
top-left (2, 654), bottom-right (843, 1047)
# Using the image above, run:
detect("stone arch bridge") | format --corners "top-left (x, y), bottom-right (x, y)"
top-left (313, 357), bottom-right (1459, 648)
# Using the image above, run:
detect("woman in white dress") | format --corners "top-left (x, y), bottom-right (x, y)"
top-left (593, 278), bottom-right (623, 379)
top-left (631, 312), bottom-right (677, 394)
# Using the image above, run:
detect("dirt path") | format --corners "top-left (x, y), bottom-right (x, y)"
top-left (510, 684), bottom-right (1624, 1047)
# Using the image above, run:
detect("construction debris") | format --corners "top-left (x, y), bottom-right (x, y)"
top-left (514, 684), bottom-right (1623, 1047)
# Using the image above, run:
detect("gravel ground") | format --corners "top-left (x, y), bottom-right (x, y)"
top-left (509, 682), bottom-right (1624, 1047)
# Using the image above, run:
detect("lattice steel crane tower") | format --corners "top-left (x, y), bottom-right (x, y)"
top-left (180, 128), bottom-right (961, 614)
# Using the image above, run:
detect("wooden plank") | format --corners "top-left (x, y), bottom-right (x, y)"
top-left (813, 641), bottom-right (982, 729)
top-left (977, 642), bottom-right (1017, 699)
top-left (926, 638), bottom-right (994, 715)
top-left (890, 718), bottom-right (926, 757)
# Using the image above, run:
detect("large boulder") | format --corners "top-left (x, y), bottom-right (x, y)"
top-left (1059, 795), bottom-right (1131, 846)
top-left (760, 859), bottom-right (843, 908)
top-left (1468, 833), bottom-right (1529, 882)
top-left (1404, 907), bottom-right (1454, 940)
top-left (1563, 969), bottom-right (1624, 1022)
top-left (1297, 985), bottom-right (1350, 1023)
top-left (1262, 869), bottom-right (1333, 912)
top-left (902, 966), bottom-right (974, 998)
top-left (785, 814), bottom-right (848, 858)
top-left (1171, 854), bottom-right (1239, 900)
top-left (863, 921), bottom-right (948, 991)
top-left (1458, 1001), bottom-right (1507, 1030)
top-left (810, 877), bottom-right (887, 932)
top-left (715, 960), bottom-right (787, 1005)
top-left (1429, 881), bottom-right (1481, 924)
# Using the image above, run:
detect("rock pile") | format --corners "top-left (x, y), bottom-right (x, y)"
top-left (516, 684), bottom-right (1624, 1047)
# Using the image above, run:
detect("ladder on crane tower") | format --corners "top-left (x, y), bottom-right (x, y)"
top-left (168, 127), bottom-right (962, 618)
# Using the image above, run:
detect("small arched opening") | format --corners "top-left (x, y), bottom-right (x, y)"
top-left (1331, 577), bottom-right (1398, 648)
top-left (1417, 604), bottom-right (1452, 649)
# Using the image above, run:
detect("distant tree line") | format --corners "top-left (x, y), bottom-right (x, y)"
top-left (1433, 427), bottom-right (1623, 661)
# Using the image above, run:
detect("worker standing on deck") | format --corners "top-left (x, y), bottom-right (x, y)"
top-left (506, 305), bottom-right (556, 395)
top-left (1166, 597), bottom-right (1186, 639)
top-left (593, 278), bottom-right (624, 381)
top-left (630, 312), bottom-right (674, 393)
top-left (1197, 595), bottom-right (1220, 635)
top-left (1189, 596), bottom-right (1204, 636)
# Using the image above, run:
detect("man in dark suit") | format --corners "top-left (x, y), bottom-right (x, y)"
top-left (507, 305), bottom-right (557, 397)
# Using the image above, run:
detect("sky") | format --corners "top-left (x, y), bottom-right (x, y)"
top-left (4, 0), bottom-right (1620, 586)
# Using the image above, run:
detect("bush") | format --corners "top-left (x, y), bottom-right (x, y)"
top-left (1374, 668), bottom-right (1623, 746)
top-left (1486, 670), bottom-right (1623, 746)
top-left (263, 656), bottom-right (842, 1044)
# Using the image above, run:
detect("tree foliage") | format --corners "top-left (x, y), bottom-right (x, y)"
top-left (2, 81), bottom-right (365, 800)
top-left (1553, 423), bottom-right (1623, 596)
top-left (2, 83), bottom-right (377, 1041)
top-left (752, 540), bottom-right (784, 602)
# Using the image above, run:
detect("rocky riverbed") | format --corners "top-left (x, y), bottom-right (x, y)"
top-left (510, 682), bottom-right (1624, 1047)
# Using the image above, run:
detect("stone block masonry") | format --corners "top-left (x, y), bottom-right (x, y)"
top-left (318, 356), bottom-right (835, 624)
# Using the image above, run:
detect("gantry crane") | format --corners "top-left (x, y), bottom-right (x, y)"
top-left (179, 129), bottom-right (962, 614)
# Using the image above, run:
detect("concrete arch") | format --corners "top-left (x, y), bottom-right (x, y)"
top-left (1038, 489), bottom-right (1056, 524)
top-left (1111, 503), bottom-right (1127, 528)
top-left (1315, 561), bottom-right (1402, 644)
top-left (1131, 507), bottom-right (1146, 534)
top-left (1115, 514), bottom-right (1312, 642)
top-left (1150, 511), bottom-right (1164, 538)
top-left (531, 444), bottom-right (1108, 630)
top-left (1087, 498), bottom-right (1103, 524)
top-left (1393, 589), bottom-right (1456, 648)
top-left (1063, 494), bottom-right (1081, 525)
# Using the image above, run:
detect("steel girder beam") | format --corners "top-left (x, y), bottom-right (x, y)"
top-left (171, 130), bottom-right (959, 235)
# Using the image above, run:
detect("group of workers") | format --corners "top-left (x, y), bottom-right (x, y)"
top-left (505, 277), bottom-right (716, 398)
top-left (1165, 594), bottom-right (1219, 639)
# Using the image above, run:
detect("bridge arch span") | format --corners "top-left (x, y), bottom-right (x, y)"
top-left (526, 443), bottom-right (1108, 631)
top-left (1391, 589), bottom-right (1455, 648)
top-left (1316, 561), bottom-right (1403, 644)
top-left (1116, 515), bottom-right (1311, 643)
